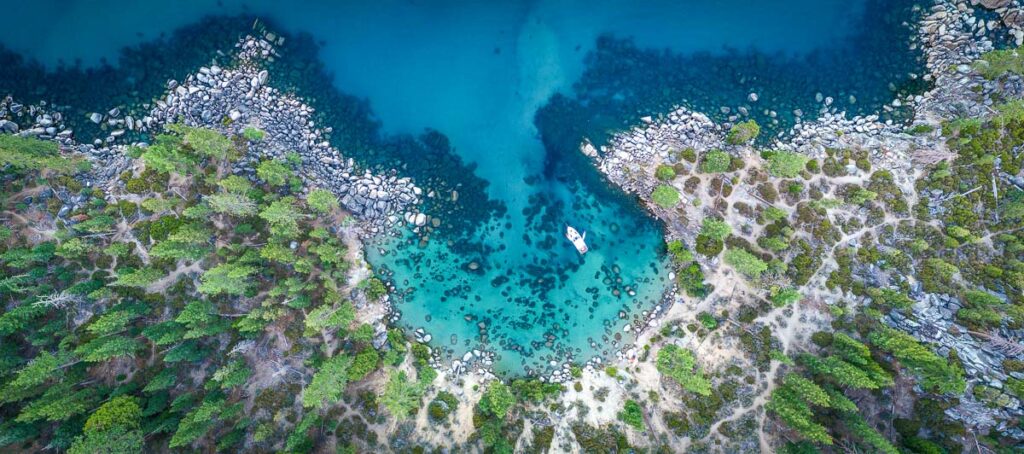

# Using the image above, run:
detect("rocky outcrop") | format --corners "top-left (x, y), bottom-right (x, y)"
top-left (2, 34), bottom-right (424, 232)
top-left (147, 35), bottom-right (421, 230)
top-left (594, 107), bottom-right (721, 196)
top-left (885, 291), bottom-right (1024, 439)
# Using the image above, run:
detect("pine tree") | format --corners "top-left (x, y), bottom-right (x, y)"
top-left (304, 301), bottom-right (355, 335)
top-left (257, 159), bottom-right (292, 187)
top-left (169, 397), bottom-right (226, 448)
top-left (259, 197), bottom-right (305, 239)
top-left (766, 386), bottom-right (832, 445)
top-left (656, 345), bottom-right (712, 396)
top-left (1, 351), bottom-right (63, 403)
top-left (869, 326), bottom-right (966, 394)
top-left (307, 188), bottom-right (340, 215)
top-left (176, 301), bottom-right (230, 339)
top-left (302, 355), bottom-right (351, 409)
top-left (168, 124), bottom-right (233, 160)
top-left (479, 381), bottom-right (515, 419)
top-left (381, 370), bottom-right (423, 419)
top-left (198, 262), bottom-right (256, 296)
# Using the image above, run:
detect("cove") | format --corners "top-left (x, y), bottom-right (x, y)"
top-left (0, 0), bottom-right (925, 374)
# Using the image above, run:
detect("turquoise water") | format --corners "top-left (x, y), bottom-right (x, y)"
top-left (0, 0), bottom-right (925, 374)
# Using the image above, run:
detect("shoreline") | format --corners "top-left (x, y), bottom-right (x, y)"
top-left (583, 0), bottom-right (1024, 441)
top-left (0, 1), bottom-right (969, 384)
top-left (2, 0), bottom-right (1023, 449)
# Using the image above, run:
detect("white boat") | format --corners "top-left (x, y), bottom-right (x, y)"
top-left (565, 224), bottom-right (589, 254)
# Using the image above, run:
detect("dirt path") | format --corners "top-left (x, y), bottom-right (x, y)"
top-left (147, 260), bottom-right (203, 293)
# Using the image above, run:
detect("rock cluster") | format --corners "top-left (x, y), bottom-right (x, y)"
top-left (448, 348), bottom-right (497, 378)
top-left (974, 0), bottom-right (1024, 45)
top-left (0, 96), bottom-right (134, 191)
top-left (885, 290), bottom-right (1024, 438)
top-left (0, 97), bottom-right (75, 146)
top-left (2, 34), bottom-right (425, 231)
top-left (144, 35), bottom-right (421, 229)
top-left (916, 2), bottom-right (998, 121)
top-left (594, 107), bottom-right (721, 195)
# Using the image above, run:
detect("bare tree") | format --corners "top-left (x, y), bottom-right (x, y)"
top-left (967, 330), bottom-right (1024, 358)
top-left (911, 147), bottom-right (955, 166)
top-left (32, 290), bottom-right (84, 309)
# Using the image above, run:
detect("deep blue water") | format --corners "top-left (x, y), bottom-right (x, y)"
top-left (0, 0), bottom-right (926, 374)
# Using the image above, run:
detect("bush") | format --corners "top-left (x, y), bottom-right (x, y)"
top-left (700, 149), bottom-right (731, 173)
top-left (680, 148), bottom-right (697, 162)
top-left (845, 187), bottom-right (877, 205)
top-left (651, 185), bottom-right (680, 208)
top-left (810, 331), bottom-right (833, 347)
top-left (364, 277), bottom-right (387, 300)
top-left (656, 345), bottom-right (711, 395)
top-left (479, 381), bottom-right (515, 419)
top-left (655, 165), bottom-right (676, 181)
top-left (765, 150), bottom-right (809, 178)
top-left (919, 258), bottom-right (959, 293)
top-left (242, 127), bottom-right (266, 142)
top-left (697, 312), bottom-right (717, 330)
top-left (700, 218), bottom-right (731, 241)
top-left (726, 120), bottom-right (760, 145)
top-left (666, 240), bottom-right (693, 264)
top-left (695, 234), bottom-right (723, 257)
top-left (125, 178), bottom-right (149, 194)
top-left (428, 391), bottom-right (458, 422)
top-left (770, 287), bottom-right (801, 307)
top-left (974, 49), bottom-right (1024, 79)
top-left (724, 248), bottom-right (768, 279)
top-left (677, 262), bottom-right (709, 298)
top-left (618, 400), bottom-right (645, 430)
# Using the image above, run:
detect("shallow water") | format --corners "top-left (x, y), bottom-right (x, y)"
top-left (0, 0), bottom-right (925, 374)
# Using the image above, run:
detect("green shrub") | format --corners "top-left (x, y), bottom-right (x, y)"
top-left (770, 287), bottom-right (801, 307)
top-left (655, 165), bottom-right (676, 181)
top-left (810, 331), bottom-right (833, 347)
top-left (651, 185), bottom-right (680, 208)
top-left (700, 218), bottom-right (731, 241)
top-left (763, 206), bottom-right (787, 222)
top-left (364, 277), bottom-right (387, 300)
top-left (656, 345), bottom-right (711, 396)
top-left (427, 391), bottom-right (458, 421)
top-left (974, 49), bottom-right (1024, 79)
top-left (845, 187), bottom-right (877, 205)
top-left (680, 148), bottom-right (697, 162)
top-left (125, 178), bottom-right (149, 194)
top-left (694, 234), bottom-right (723, 257)
top-left (242, 127), bottom-right (266, 142)
top-left (666, 240), bottom-right (693, 264)
top-left (697, 312), bottom-right (717, 330)
top-left (618, 400), bottom-right (645, 430)
top-left (677, 262), bottom-right (709, 298)
top-left (805, 159), bottom-right (820, 173)
top-left (919, 258), bottom-right (959, 293)
top-left (726, 120), bottom-right (760, 145)
top-left (724, 248), bottom-right (768, 279)
top-left (700, 149), bottom-right (731, 173)
top-left (765, 150), bottom-right (809, 178)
